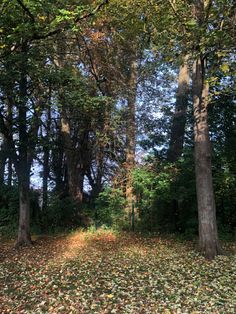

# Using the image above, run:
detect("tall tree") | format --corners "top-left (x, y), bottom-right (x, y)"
top-left (191, 0), bottom-right (223, 259)
top-left (167, 55), bottom-right (190, 162)
top-left (192, 55), bottom-right (221, 258)
top-left (125, 59), bottom-right (138, 228)
top-left (150, 0), bottom-right (235, 258)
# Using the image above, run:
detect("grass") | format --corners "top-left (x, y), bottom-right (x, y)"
top-left (0, 229), bottom-right (235, 313)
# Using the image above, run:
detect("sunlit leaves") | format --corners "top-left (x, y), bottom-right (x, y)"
top-left (220, 63), bottom-right (230, 74)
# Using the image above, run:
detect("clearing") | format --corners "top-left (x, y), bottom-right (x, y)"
top-left (0, 230), bottom-right (235, 313)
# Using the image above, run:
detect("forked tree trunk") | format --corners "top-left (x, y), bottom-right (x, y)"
top-left (125, 60), bottom-right (137, 229)
top-left (192, 56), bottom-right (222, 259)
top-left (55, 38), bottom-right (85, 205)
top-left (167, 55), bottom-right (190, 162)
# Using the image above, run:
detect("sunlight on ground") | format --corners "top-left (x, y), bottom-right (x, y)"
top-left (55, 229), bottom-right (118, 262)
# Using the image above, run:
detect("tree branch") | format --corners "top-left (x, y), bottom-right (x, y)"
top-left (16, 0), bottom-right (35, 23)
top-left (75, 0), bottom-right (109, 23)
top-left (167, 0), bottom-right (186, 32)
top-left (79, 34), bottom-right (106, 96)
top-left (32, 0), bottom-right (109, 41)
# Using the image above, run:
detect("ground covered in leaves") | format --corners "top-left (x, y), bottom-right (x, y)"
top-left (0, 230), bottom-right (235, 313)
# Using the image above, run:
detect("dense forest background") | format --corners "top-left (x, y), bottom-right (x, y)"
top-left (0, 0), bottom-right (235, 259)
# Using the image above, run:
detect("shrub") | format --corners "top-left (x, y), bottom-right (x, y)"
top-left (95, 187), bottom-right (126, 229)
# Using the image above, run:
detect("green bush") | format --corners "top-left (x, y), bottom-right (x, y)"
top-left (95, 187), bottom-right (126, 229)
top-left (132, 157), bottom-right (198, 233)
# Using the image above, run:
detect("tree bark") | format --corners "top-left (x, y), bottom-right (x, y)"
top-left (166, 55), bottom-right (190, 232)
top-left (61, 114), bottom-right (84, 204)
top-left (52, 130), bottom-right (66, 195)
top-left (54, 37), bottom-right (85, 205)
top-left (167, 55), bottom-right (190, 162)
top-left (42, 139), bottom-right (50, 212)
top-left (16, 43), bottom-right (32, 246)
top-left (17, 174), bottom-right (31, 246)
top-left (125, 60), bottom-right (137, 228)
top-left (42, 103), bottom-right (51, 212)
top-left (192, 56), bottom-right (221, 259)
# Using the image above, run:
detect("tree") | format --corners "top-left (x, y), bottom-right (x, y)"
top-left (167, 55), bottom-right (190, 162)
top-left (149, 0), bottom-right (235, 258)
top-left (0, 0), bottom-right (109, 245)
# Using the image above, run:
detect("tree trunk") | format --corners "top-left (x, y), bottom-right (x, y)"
top-left (167, 55), bottom-right (190, 231)
top-left (167, 55), bottom-right (190, 162)
top-left (7, 158), bottom-right (12, 187)
top-left (192, 56), bottom-right (221, 259)
top-left (42, 105), bottom-right (51, 212)
top-left (0, 137), bottom-right (7, 185)
top-left (42, 142), bottom-right (49, 211)
top-left (16, 44), bottom-right (32, 246)
top-left (54, 38), bottom-right (85, 205)
top-left (61, 115), bottom-right (84, 204)
top-left (17, 175), bottom-right (31, 246)
top-left (6, 97), bottom-right (13, 187)
top-left (125, 60), bottom-right (137, 229)
top-left (52, 128), bottom-right (66, 194)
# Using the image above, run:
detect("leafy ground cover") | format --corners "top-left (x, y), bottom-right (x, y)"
top-left (0, 230), bottom-right (235, 313)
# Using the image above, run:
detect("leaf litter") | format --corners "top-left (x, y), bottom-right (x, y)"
top-left (0, 230), bottom-right (235, 313)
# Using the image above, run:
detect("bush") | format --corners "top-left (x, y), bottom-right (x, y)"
top-left (95, 187), bottom-right (127, 229)
top-left (132, 157), bottom-right (198, 233)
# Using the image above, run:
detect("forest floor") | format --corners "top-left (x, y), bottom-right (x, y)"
top-left (0, 229), bottom-right (235, 314)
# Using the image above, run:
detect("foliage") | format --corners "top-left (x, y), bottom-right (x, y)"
top-left (0, 185), bottom-right (19, 237)
top-left (132, 156), bottom-right (198, 234)
top-left (0, 185), bottom-right (42, 237)
top-left (95, 187), bottom-right (127, 229)
top-left (42, 195), bottom-right (81, 231)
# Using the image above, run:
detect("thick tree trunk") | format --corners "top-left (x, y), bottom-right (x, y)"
top-left (16, 136), bottom-right (32, 246)
top-left (192, 57), bottom-right (221, 259)
top-left (167, 55), bottom-right (190, 162)
top-left (54, 39), bottom-right (85, 205)
top-left (125, 60), bottom-right (137, 229)
top-left (16, 45), bottom-right (32, 246)
top-left (61, 115), bottom-right (84, 204)
top-left (167, 55), bottom-right (190, 231)
top-left (17, 176), bottom-right (31, 246)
